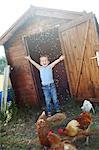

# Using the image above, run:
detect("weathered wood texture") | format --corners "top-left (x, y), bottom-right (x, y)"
top-left (4, 16), bottom-right (70, 106)
top-left (59, 16), bottom-right (99, 101)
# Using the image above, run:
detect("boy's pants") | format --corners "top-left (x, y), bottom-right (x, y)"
top-left (42, 83), bottom-right (60, 113)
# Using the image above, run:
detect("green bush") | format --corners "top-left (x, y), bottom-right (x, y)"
top-left (0, 100), bottom-right (18, 124)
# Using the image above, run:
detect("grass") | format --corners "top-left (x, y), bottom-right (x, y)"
top-left (0, 98), bottom-right (99, 150)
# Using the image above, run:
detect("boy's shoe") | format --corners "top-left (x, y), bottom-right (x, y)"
top-left (48, 112), bottom-right (51, 117)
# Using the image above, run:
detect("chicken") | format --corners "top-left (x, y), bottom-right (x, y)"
top-left (37, 111), bottom-right (47, 120)
top-left (63, 119), bottom-right (81, 137)
top-left (58, 112), bottom-right (92, 136)
top-left (47, 112), bottom-right (67, 127)
top-left (81, 100), bottom-right (95, 113)
top-left (35, 111), bottom-right (51, 147)
top-left (58, 100), bottom-right (93, 138)
top-left (47, 132), bottom-right (77, 150)
top-left (58, 112), bottom-right (92, 145)
top-left (35, 111), bottom-right (66, 147)
top-left (75, 112), bottom-right (92, 130)
top-left (75, 112), bottom-right (92, 144)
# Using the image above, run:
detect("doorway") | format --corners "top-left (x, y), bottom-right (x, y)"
top-left (25, 28), bottom-right (70, 106)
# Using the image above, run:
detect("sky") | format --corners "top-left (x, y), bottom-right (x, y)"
top-left (0, 0), bottom-right (99, 57)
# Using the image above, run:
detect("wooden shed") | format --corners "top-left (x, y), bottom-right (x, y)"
top-left (0, 6), bottom-right (99, 106)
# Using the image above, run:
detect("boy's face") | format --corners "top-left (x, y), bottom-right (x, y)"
top-left (40, 56), bottom-right (49, 67)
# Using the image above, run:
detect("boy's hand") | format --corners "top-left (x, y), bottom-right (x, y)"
top-left (50, 55), bottom-right (65, 68)
top-left (25, 55), bottom-right (31, 60)
top-left (59, 55), bottom-right (65, 61)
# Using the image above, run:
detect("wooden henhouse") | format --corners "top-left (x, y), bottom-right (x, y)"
top-left (0, 6), bottom-right (99, 106)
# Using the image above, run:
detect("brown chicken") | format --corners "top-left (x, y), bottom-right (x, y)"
top-left (37, 111), bottom-right (47, 120)
top-left (47, 112), bottom-right (67, 126)
top-left (35, 111), bottom-right (67, 147)
top-left (47, 132), bottom-right (77, 150)
top-left (35, 111), bottom-right (51, 147)
top-left (75, 112), bottom-right (92, 130)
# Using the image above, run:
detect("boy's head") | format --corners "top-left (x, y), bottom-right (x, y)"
top-left (40, 55), bottom-right (50, 67)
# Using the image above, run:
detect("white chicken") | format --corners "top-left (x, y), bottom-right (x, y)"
top-left (81, 100), bottom-right (95, 113)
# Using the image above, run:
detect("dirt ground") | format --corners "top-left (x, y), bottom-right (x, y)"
top-left (0, 98), bottom-right (99, 150)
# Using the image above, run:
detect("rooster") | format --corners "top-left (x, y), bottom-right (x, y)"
top-left (75, 112), bottom-right (92, 130)
top-left (58, 100), bottom-right (93, 144)
top-left (47, 131), bottom-right (77, 150)
top-left (62, 112), bottom-right (92, 136)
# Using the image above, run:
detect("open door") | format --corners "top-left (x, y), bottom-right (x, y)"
top-left (59, 14), bottom-right (99, 101)
top-left (25, 28), bottom-right (70, 106)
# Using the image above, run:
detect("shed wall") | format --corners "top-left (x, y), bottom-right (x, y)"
top-left (4, 16), bottom-right (70, 106)
top-left (4, 14), bottom-right (99, 105)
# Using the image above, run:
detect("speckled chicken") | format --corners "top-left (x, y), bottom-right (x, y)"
top-left (35, 111), bottom-right (51, 147)
top-left (35, 111), bottom-right (67, 147)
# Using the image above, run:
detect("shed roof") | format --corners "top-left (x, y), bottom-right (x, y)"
top-left (0, 5), bottom-right (87, 45)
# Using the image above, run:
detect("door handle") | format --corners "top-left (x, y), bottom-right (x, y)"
top-left (90, 56), bottom-right (97, 59)
top-left (90, 51), bottom-right (99, 66)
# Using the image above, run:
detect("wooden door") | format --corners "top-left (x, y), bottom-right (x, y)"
top-left (59, 14), bottom-right (99, 101)
top-left (25, 28), bottom-right (69, 106)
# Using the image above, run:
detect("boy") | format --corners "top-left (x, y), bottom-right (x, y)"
top-left (25, 55), bottom-right (65, 116)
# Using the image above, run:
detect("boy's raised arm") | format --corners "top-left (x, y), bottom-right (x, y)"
top-left (50, 55), bottom-right (65, 68)
top-left (25, 56), bottom-right (41, 70)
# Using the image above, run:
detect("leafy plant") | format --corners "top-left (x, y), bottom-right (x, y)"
top-left (0, 99), bottom-right (18, 125)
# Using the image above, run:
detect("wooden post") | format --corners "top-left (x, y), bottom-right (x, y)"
top-left (1, 65), bottom-right (10, 113)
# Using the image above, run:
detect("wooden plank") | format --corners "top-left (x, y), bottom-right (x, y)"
top-left (60, 31), bottom-right (79, 95)
top-left (87, 18), bottom-right (99, 97)
top-left (8, 50), bottom-right (26, 58)
top-left (75, 20), bottom-right (90, 96)
top-left (22, 36), bottom-right (40, 104)
top-left (59, 13), bottom-right (93, 32)
top-left (35, 9), bottom-right (83, 20)
top-left (59, 32), bottom-right (73, 95)
top-left (77, 59), bottom-right (93, 98)
top-left (68, 28), bottom-right (80, 88)
top-left (84, 24), bottom-right (96, 97)
top-left (34, 5), bottom-right (85, 16)
top-left (76, 97), bottom-right (99, 103)
top-left (65, 30), bottom-right (77, 94)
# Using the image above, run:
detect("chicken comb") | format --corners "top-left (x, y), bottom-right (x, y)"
top-left (48, 130), bottom-right (54, 136)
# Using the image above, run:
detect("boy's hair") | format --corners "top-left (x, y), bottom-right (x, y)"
top-left (40, 54), bottom-right (49, 60)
